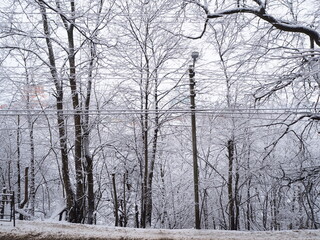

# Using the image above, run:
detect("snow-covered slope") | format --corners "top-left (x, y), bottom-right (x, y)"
top-left (0, 220), bottom-right (320, 240)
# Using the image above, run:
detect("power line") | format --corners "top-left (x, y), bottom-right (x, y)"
top-left (0, 114), bottom-right (313, 132)
top-left (0, 107), bottom-right (318, 116)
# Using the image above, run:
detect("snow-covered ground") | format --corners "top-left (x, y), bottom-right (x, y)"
top-left (0, 220), bottom-right (320, 240)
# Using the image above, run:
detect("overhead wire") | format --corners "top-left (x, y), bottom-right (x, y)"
top-left (0, 107), bottom-right (318, 116)
top-left (0, 112), bottom-right (313, 132)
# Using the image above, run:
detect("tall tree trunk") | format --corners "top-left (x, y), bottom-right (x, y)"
top-left (83, 41), bottom-right (95, 225)
top-left (146, 72), bottom-right (160, 227)
top-left (146, 124), bottom-right (158, 227)
top-left (38, 0), bottom-right (75, 220)
top-left (57, 0), bottom-right (84, 222)
top-left (68, 29), bottom-right (84, 224)
top-left (81, 0), bottom-right (105, 224)
top-left (141, 95), bottom-right (148, 228)
top-left (140, 54), bottom-right (150, 228)
top-left (23, 57), bottom-right (35, 217)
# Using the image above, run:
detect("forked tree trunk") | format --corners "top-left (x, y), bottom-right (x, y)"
top-left (67, 28), bottom-right (84, 224)
top-left (56, 0), bottom-right (85, 222)
top-left (38, 0), bottom-right (75, 220)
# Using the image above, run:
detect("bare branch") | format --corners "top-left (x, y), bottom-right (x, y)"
top-left (0, 46), bottom-right (51, 69)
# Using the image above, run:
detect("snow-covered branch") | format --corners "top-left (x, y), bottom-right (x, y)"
top-left (186, 0), bottom-right (320, 46)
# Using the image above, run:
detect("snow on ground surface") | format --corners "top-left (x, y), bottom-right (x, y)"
top-left (0, 220), bottom-right (320, 240)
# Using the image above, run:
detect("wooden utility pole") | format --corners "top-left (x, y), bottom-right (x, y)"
top-left (189, 51), bottom-right (200, 229)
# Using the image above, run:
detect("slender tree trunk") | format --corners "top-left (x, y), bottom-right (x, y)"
top-left (140, 57), bottom-right (150, 228)
top-left (271, 196), bottom-right (278, 230)
top-left (0, 188), bottom-right (6, 219)
top-left (227, 139), bottom-right (236, 230)
top-left (246, 178), bottom-right (252, 230)
top-left (146, 72), bottom-right (160, 227)
top-left (16, 115), bottom-right (21, 205)
top-left (83, 42), bottom-right (95, 225)
top-left (112, 174), bottom-right (119, 226)
top-left (219, 187), bottom-right (227, 229)
top-left (23, 57), bottom-right (35, 217)
top-left (27, 116), bottom-right (35, 216)
top-left (123, 172), bottom-right (129, 227)
top-left (18, 167), bottom-right (29, 220)
top-left (85, 152), bottom-right (94, 224)
top-left (304, 182), bottom-right (318, 229)
top-left (246, 142), bottom-right (252, 230)
top-left (262, 193), bottom-right (268, 230)
top-left (81, 0), bottom-right (105, 223)
top-left (234, 159), bottom-right (240, 230)
top-left (142, 103), bottom-right (148, 228)
top-left (202, 189), bottom-right (209, 229)
top-left (298, 186), bottom-right (304, 228)
top-left (135, 204), bottom-right (140, 228)
top-left (290, 189), bottom-right (296, 229)
top-left (159, 165), bottom-right (167, 228)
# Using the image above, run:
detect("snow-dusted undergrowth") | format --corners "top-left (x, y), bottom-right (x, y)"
top-left (0, 220), bottom-right (320, 240)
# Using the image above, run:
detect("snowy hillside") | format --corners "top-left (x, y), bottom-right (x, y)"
top-left (0, 221), bottom-right (320, 240)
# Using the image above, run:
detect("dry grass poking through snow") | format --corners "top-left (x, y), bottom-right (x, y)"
top-left (1, 221), bottom-right (320, 240)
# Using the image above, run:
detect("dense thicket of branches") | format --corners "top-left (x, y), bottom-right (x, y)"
top-left (0, 0), bottom-right (319, 230)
